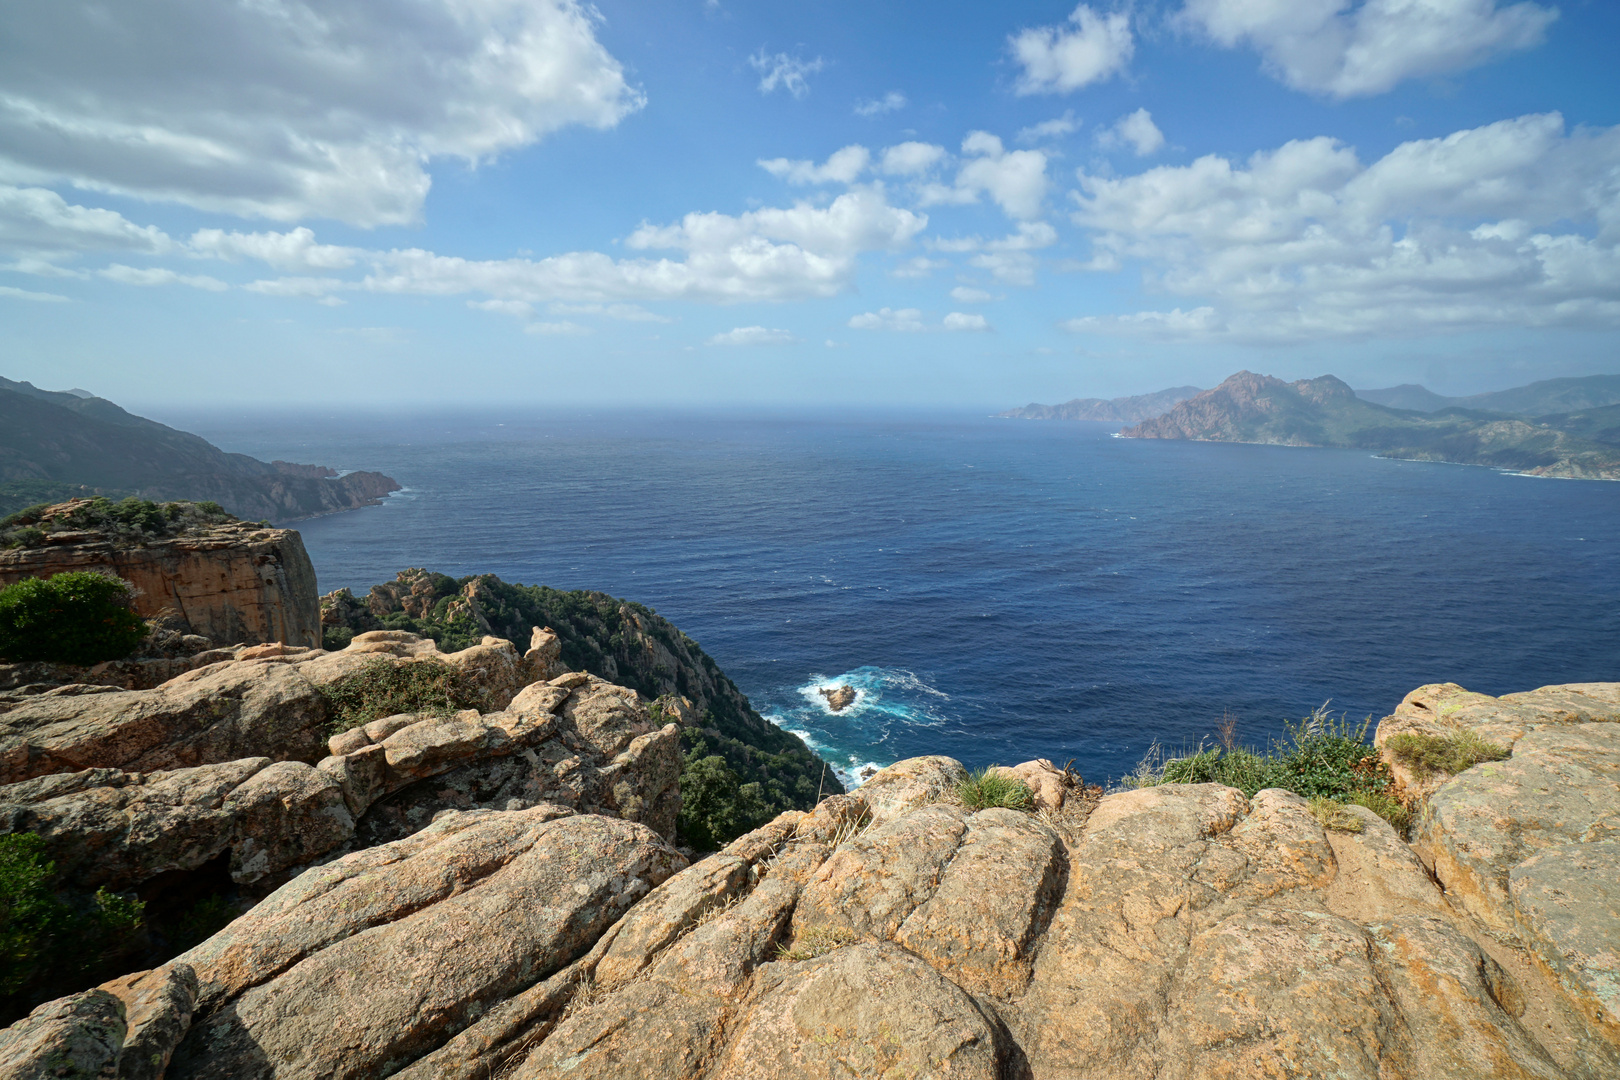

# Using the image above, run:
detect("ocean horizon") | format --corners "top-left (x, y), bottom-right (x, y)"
top-left (156, 405), bottom-right (1620, 789)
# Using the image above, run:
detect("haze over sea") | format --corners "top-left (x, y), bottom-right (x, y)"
top-left (165, 408), bottom-right (1620, 788)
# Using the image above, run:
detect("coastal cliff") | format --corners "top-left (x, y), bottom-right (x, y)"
top-left (0, 500), bottom-right (321, 650)
top-left (0, 377), bottom-right (400, 521)
top-left (997, 385), bottom-right (1203, 422)
top-left (1124, 370), bottom-right (1620, 479)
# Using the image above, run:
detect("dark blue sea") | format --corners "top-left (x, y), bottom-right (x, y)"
top-left (158, 408), bottom-right (1620, 788)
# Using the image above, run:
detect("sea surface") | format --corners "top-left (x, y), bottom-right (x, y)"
top-left (161, 407), bottom-right (1620, 788)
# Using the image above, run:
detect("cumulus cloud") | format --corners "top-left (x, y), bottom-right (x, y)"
top-left (1067, 113), bottom-right (1620, 341)
top-left (880, 142), bottom-right (948, 176)
top-left (1097, 109), bottom-right (1165, 156)
top-left (950, 286), bottom-right (995, 303)
top-left (849, 307), bottom-right (989, 331)
top-left (188, 228), bottom-right (357, 271)
top-left (98, 265), bottom-right (228, 291)
top-left (1018, 112), bottom-right (1082, 143)
top-left (0, 284), bottom-right (69, 302)
top-left (920, 133), bottom-right (1049, 220)
top-left (750, 51), bottom-right (824, 98)
top-left (856, 92), bottom-right (908, 117)
top-left (0, 185), bottom-right (172, 260)
top-left (707, 326), bottom-right (799, 345)
top-left (1178, 0), bottom-right (1557, 98)
top-left (525, 320), bottom-right (590, 336)
top-left (849, 307), bottom-right (927, 331)
top-left (0, 0), bottom-right (643, 226)
top-left (758, 146), bottom-right (871, 185)
top-left (468, 299), bottom-right (534, 317)
top-left (1010, 5), bottom-right (1134, 95)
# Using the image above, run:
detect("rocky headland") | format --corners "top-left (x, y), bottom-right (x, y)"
top-left (0, 377), bottom-right (400, 521)
top-left (997, 385), bottom-right (1204, 423)
top-left (1122, 370), bottom-right (1620, 480)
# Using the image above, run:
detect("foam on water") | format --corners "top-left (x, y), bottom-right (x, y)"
top-left (759, 666), bottom-right (958, 788)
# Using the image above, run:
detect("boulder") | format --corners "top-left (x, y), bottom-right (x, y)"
top-left (857, 755), bottom-right (967, 825)
top-left (818, 684), bottom-right (856, 711)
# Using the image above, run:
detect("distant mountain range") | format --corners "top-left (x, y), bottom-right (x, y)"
top-left (1355, 374), bottom-right (1620, 415)
top-left (0, 376), bottom-right (400, 519)
top-left (1121, 371), bottom-right (1620, 480)
top-left (996, 386), bottom-right (1204, 422)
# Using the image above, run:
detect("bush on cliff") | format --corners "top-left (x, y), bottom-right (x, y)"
top-left (317, 657), bottom-right (488, 733)
top-left (956, 768), bottom-right (1035, 811)
top-left (1127, 705), bottom-right (1407, 831)
top-left (0, 571), bottom-right (149, 665)
top-left (0, 496), bottom-right (236, 550)
top-left (0, 833), bottom-right (146, 1024)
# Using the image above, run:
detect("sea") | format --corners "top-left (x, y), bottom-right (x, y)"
top-left (161, 407), bottom-right (1620, 789)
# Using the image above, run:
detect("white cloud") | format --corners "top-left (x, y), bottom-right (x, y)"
top-left (1097, 109), bottom-right (1165, 156)
top-left (98, 264), bottom-right (228, 290)
top-left (920, 133), bottom-right (1049, 220)
top-left (880, 142), bottom-right (948, 176)
top-left (1179, 0), bottom-right (1557, 98)
top-left (950, 286), bottom-right (995, 303)
top-left (758, 146), bottom-right (870, 185)
top-left (0, 185), bottom-right (173, 260)
top-left (548, 302), bottom-right (671, 322)
top-left (0, 284), bottom-right (68, 302)
top-left (0, 0), bottom-right (644, 226)
top-left (890, 256), bottom-right (947, 278)
top-left (525, 320), bottom-right (590, 335)
top-left (469, 299), bottom-right (534, 317)
top-left (1063, 307), bottom-right (1221, 337)
top-left (849, 307), bottom-right (926, 331)
top-left (1067, 113), bottom-right (1620, 342)
top-left (189, 228), bottom-right (357, 271)
top-left (1017, 112), bottom-right (1082, 143)
top-left (856, 92), bottom-right (908, 117)
top-left (750, 51), bottom-right (824, 98)
top-left (849, 307), bottom-right (989, 332)
top-left (1010, 5), bottom-right (1134, 95)
top-left (707, 326), bottom-right (798, 345)
top-left (943, 312), bottom-right (991, 331)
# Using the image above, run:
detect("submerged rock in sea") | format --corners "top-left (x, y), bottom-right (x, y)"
top-left (819, 683), bottom-right (857, 711)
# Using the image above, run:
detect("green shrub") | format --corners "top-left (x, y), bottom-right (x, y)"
top-left (0, 833), bottom-right (146, 1019)
top-left (0, 496), bottom-right (235, 550)
top-left (0, 571), bottom-right (148, 665)
top-left (1385, 729), bottom-right (1510, 778)
top-left (316, 657), bottom-right (486, 733)
top-left (1127, 704), bottom-right (1410, 833)
top-left (677, 753), bottom-right (771, 851)
top-left (956, 767), bottom-right (1034, 812)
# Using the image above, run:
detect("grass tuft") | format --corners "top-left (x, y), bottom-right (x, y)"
top-left (1307, 797), bottom-right (1364, 833)
top-left (776, 923), bottom-right (857, 962)
top-left (1385, 729), bottom-right (1510, 779)
top-left (956, 767), bottom-right (1034, 812)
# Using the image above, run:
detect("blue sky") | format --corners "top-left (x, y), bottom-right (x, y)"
top-left (3, 0), bottom-right (1618, 409)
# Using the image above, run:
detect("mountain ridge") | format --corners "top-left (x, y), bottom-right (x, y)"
top-left (997, 385), bottom-right (1204, 422)
top-left (0, 376), bottom-right (400, 521)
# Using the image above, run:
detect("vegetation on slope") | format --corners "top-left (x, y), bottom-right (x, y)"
top-left (1124, 705), bottom-right (1409, 831)
top-left (1, 496), bottom-right (238, 550)
top-left (321, 569), bottom-right (843, 848)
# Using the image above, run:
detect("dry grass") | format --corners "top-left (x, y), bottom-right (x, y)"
top-left (1307, 797), bottom-right (1364, 833)
top-left (1385, 728), bottom-right (1509, 779)
top-left (776, 923), bottom-right (857, 962)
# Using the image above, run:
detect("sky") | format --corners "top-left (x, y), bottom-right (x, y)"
top-left (2, 0), bottom-right (1618, 409)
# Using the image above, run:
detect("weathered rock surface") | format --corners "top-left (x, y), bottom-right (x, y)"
top-left (818, 683), bottom-right (857, 711)
top-left (8, 676), bottom-right (1620, 1080)
top-left (0, 963), bottom-right (197, 1080)
top-left (0, 521), bottom-right (321, 649)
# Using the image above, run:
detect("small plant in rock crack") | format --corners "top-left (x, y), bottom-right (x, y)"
top-left (955, 767), bottom-right (1034, 812)
top-left (1385, 728), bottom-right (1510, 779)
top-left (317, 657), bottom-right (486, 734)
top-left (776, 924), bottom-right (858, 962)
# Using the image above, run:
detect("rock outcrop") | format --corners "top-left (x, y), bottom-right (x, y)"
top-left (5, 676), bottom-right (1618, 1079)
top-left (0, 515), bottom-right (321, 649)
top-left (0, 631), bottom-right (680, 901)
top-left (818, 683), bottom-right (856, 711)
